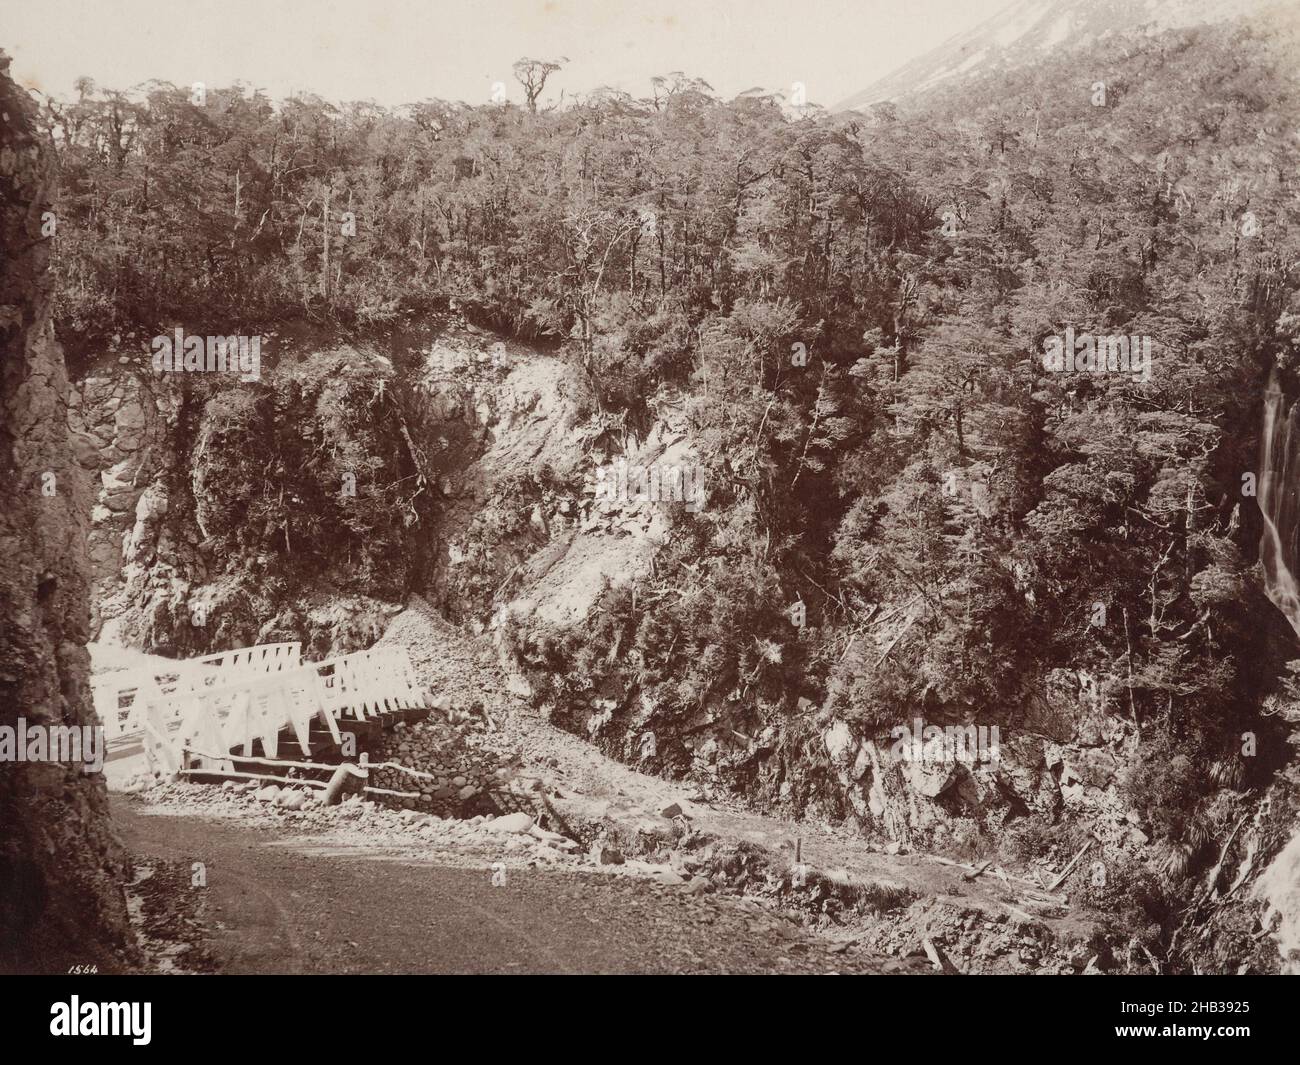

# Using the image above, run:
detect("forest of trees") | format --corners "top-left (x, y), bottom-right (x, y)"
top-left (38, 16), bottom-right (1300, 890)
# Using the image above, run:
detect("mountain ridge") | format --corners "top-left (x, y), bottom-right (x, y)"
top-left (834, 0), bottom-right (1285, 111)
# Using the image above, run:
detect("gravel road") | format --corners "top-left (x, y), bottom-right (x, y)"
top-left (115, 799), bottom-right (906, 974)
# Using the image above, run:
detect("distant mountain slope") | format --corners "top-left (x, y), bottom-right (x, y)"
top-left (834, 0), bottom-right (1280, 111)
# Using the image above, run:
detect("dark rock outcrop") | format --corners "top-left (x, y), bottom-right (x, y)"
top-left (0, 53), bottom-right (134, 972)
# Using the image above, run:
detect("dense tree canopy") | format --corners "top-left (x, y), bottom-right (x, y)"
top-left (39, 17), bottom-right (1300, 856)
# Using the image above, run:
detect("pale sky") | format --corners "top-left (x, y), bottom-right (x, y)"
top-left (5, 0), bottom-right (1011, 109)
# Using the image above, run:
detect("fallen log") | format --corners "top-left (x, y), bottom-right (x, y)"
top-left (1046, 838), bottom-right (1094, 893)
top-left (922, 937), bottom-right (960, 974)
top-left (1201, 814), bottom-right (1248, 899)
top-left (323, 762), bottom-right (367, 805)
top-left (925, 855), bottom-right (1044, 891)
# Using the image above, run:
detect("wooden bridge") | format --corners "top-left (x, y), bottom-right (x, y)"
top-left (92, 642), bottom-right (431, 778)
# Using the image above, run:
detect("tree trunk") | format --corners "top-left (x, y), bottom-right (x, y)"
top-left (321, 184), bottom-right (331, 301)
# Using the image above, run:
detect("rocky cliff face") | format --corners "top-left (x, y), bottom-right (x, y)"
top-left (0, 53), bottom-right (134, 973)
top-left (62, 310), bottom-right (1269, 859)
top-left (62, 308), bottom-right (1296, 971)
top-left (423, 344), bottom-right (1227, 890)
top-left (71, 330), bottom-right (443, 659)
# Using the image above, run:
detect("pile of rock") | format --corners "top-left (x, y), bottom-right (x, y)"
top-left (126, 779), bottom-right (586, 868)
top-left (848, 901), bottom-right (1083, 974)
top-left (251, 783), bottom-right (313, 810)
top-left (366, 706), bottom-right (545, 820)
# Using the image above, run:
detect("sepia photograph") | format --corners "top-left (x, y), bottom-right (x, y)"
top-left (2, 0), bottom-right (1300, 1019)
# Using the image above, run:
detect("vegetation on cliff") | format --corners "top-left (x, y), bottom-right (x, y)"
top-left (36, 13), bottom-right (1300, 963)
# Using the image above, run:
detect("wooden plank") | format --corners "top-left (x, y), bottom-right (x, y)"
top-left (1046, 838), bottom-right (1094, 892)
top-left (179, 768), bottom-right (328, 788)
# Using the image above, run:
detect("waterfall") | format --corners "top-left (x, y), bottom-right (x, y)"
top-left (1256, 833), bottom-right (1300, 973)
top-left (1258, 367), bottom-right (1300, 639)
top-left (1258, 369), bottom-right (1300, 973)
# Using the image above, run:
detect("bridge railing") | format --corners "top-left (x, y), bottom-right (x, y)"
top-left (95, 643), bottom-right (432, 775)
top-left (313, 648), bottom-right (427, 720)
top-left (191, 641), bottom-right (302, 673)
top-left (93, 642), bottom-right (304, 742)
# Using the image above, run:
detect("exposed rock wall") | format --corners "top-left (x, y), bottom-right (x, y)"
top-left (69, 367), bottom-right (173, 628)
top-left (0, 55), bottom-right (134, 973)
top-left (65, 314), bottom-right (1150, 858)
top-left (275, 326), bottom-right (1160, 855)
top-left (74, 341), bottom-right (436, 658)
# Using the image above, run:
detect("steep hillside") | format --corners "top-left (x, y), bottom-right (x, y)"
top-left (44, 6), bottom-right (1300, 973)
top-left (835, 0), bottom-right (1283, 110)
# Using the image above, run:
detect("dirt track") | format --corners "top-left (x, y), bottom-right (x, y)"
top-left (115, 798), bottom-right (909, 974)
